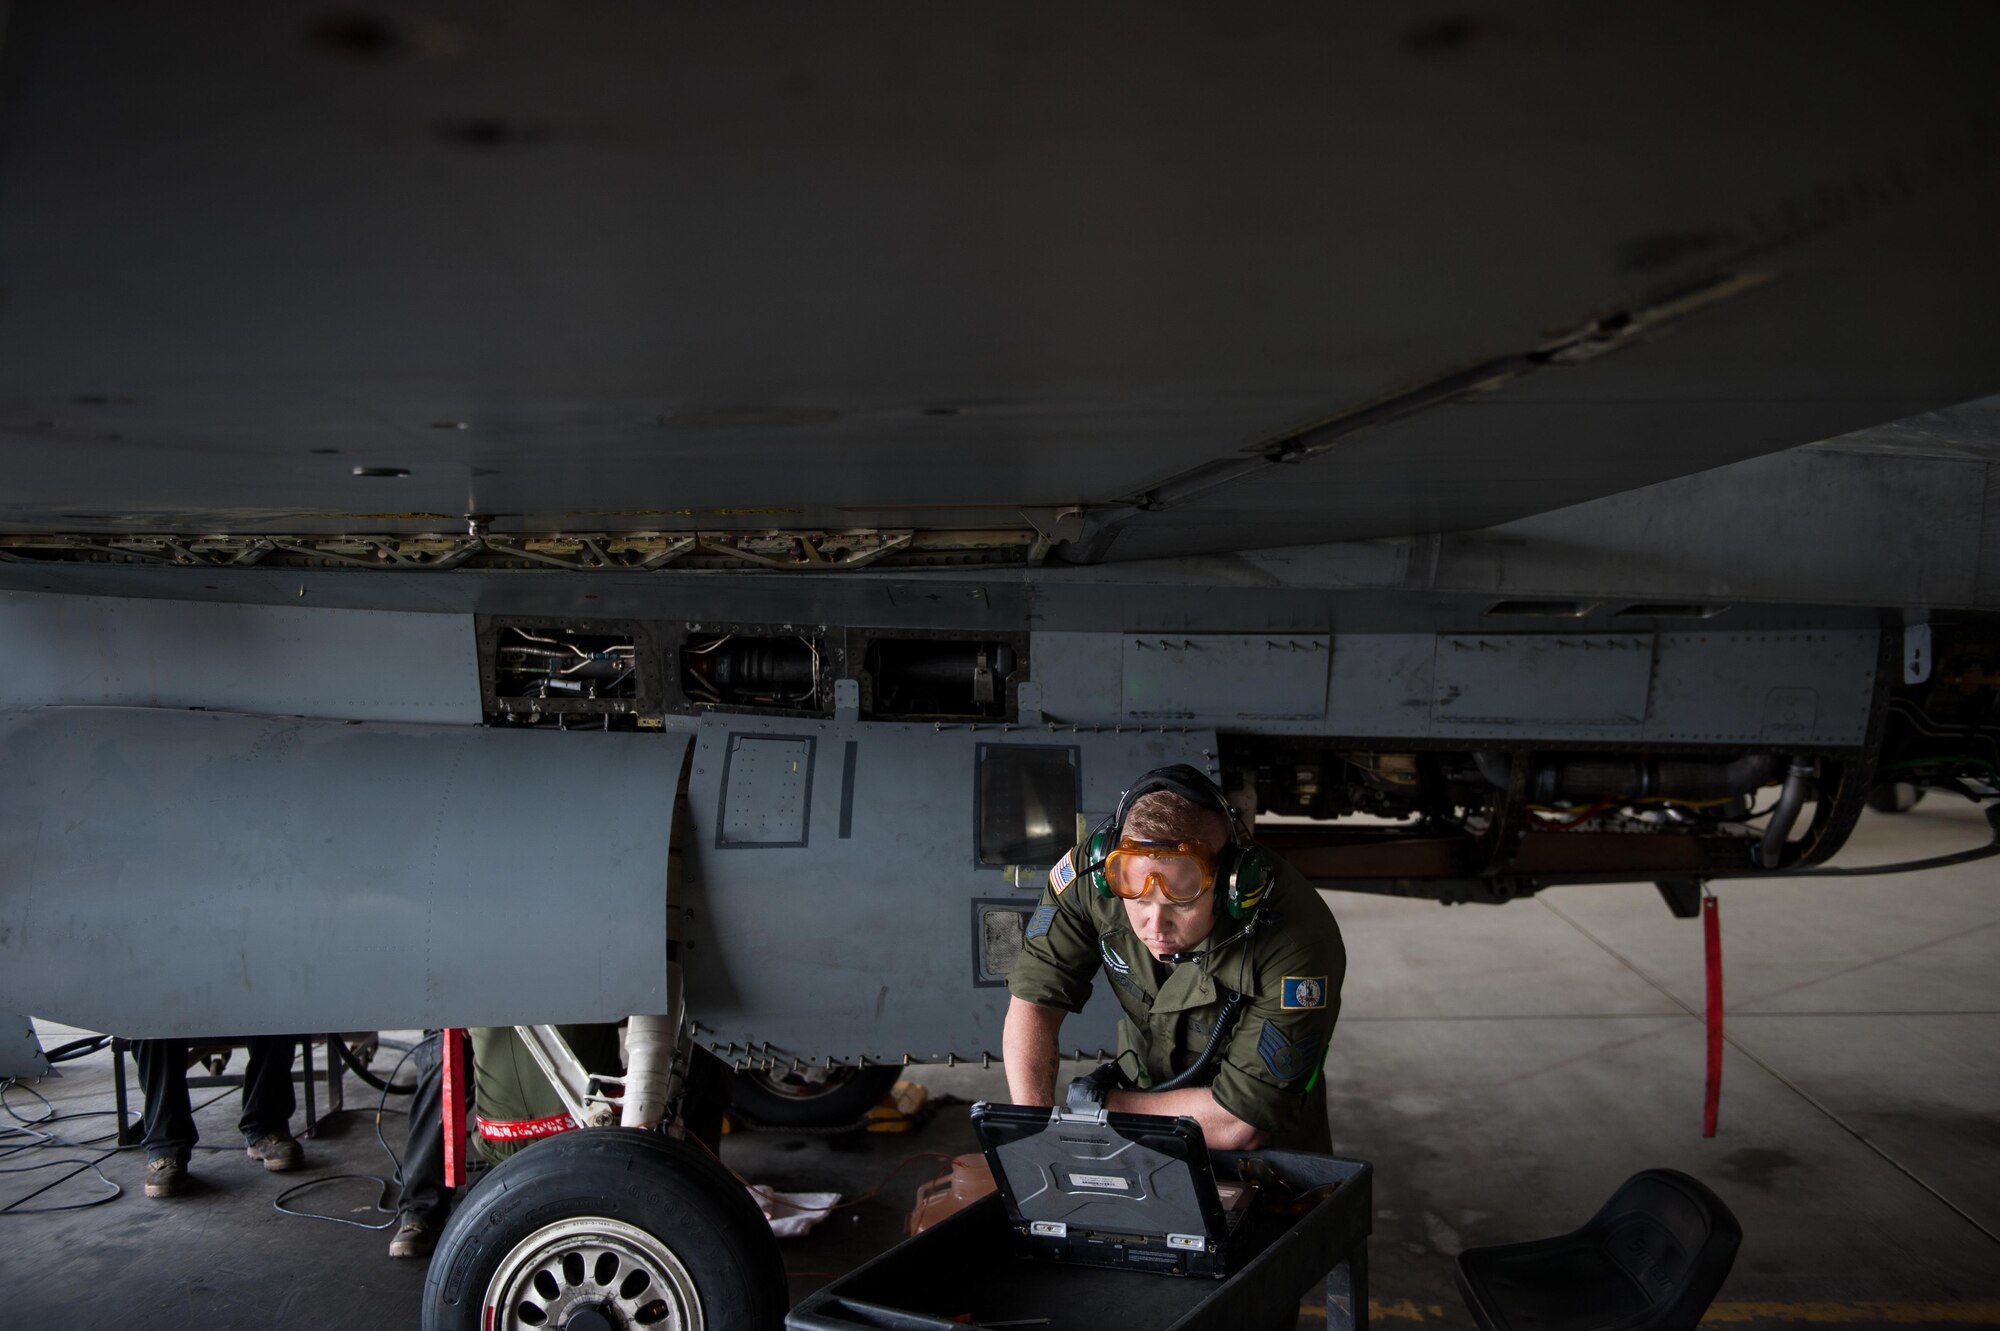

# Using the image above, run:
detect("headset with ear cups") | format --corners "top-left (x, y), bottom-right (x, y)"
top-left (1085, 764), bottom-right (1276, 922)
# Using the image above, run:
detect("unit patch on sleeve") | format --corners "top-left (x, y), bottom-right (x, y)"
top-left (1257, 1024), bottom-right (1320, 1084)
top-left (1050, 850), bottom-right (1076, 895)
top-left (1281, 976), bottom-right (1327, 1010)
top-left (1025, 905), bottom-right (1058, 940)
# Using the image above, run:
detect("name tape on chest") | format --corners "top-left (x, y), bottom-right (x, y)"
top-left (1050, 850), bottom-right (1077, 895)
top-left (1281, 976), bottom-right (1328, 1010)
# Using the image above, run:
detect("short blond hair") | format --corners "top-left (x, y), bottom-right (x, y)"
top-left (1123, 791), bottom-right (1229, 851)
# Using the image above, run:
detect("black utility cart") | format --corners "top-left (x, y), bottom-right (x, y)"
top-left (787, 1151), bottom-right (1371, 1331)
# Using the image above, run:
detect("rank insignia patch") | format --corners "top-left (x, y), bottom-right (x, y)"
top-left (1025, 905), bottom-right (1058, 940)
top-left (1258, 1024), bottom-right (1319, 1084)
top-left (1050, 850), bottom-right (1076, 895)
top-left (1281, 976), bottom-right (1327, 1010)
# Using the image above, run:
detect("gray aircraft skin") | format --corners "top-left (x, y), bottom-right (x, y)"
top-left (3, 2), bottom-right (2000, 1101)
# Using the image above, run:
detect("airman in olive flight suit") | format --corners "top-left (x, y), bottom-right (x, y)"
top-left (468, 1023), bottom-right (623, 1164)
top-left (1006, 777), bottom-right (1346, 1153)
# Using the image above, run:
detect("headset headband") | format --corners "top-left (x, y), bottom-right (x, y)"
top-left (1113, 764), bottom-right (1245, 846)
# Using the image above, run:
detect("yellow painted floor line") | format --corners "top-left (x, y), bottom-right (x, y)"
top-left (1297, 1300), bottom-right (2000, 1325)
top-left (1703, 1302), bottom-right (2000, 1325)
top-left (1298, 1304), bottom-right (1447, 1322)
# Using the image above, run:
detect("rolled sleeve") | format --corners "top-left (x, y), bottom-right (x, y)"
top-left (1208, 1000), bottom-right (1337, 1133)
top-left (1005, 855), bottom-right (1099, 1013)
top-left (1209, 913), bottom-right (1345, 1134)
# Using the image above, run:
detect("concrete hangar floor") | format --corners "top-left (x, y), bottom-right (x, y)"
top-left (2, 802), bottom-right (1995, 1329)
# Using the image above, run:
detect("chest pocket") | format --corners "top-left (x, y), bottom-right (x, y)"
top-left (1142, 1006), bottom-right (1228, 1079)
top-left (1111, 970), bottom-right (1151, 1006)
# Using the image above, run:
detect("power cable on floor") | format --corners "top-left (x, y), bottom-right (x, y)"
top-left (0, 1073), bottom-right (236, 1215)
top-left (3, 1034), bottom-right (424, 1225)
top-left (271, 1171), bottom-right (402, 1230)
top-left (0, 1078), bottom-right (131, 1158)
top-left (271, 1039), bottom-right (419, 1231)
top-left (4, 1138), bottom-right (272, 1213)
top-left (0, 1155), bottom-right (123, 1214)
top-left (1, 1077), bottom-right (57, 1127)
top-left (1536, 893), bottom-right (2000, 1252)
top-left (1, 1040), bottom-right (371, 1216)
top-left (4, 1074), bottom-right (237, 1154)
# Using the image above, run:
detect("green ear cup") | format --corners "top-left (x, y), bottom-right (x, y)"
top-left (1224, 846), bottom-right (1278, 919)
top-left (1087, 825), bottom-right (1116, 898)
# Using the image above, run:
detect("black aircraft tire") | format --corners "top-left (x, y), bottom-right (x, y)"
top-left (728, 1064), bottom-right (902, 1129)
top-left (423, 1127), bottom-right (786, 1331)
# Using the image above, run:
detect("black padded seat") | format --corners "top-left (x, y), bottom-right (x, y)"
top-left (1455, 1169), bottom-right (1741, 1331)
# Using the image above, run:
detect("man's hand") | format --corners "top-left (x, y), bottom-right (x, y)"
top-left (1104, 1086), bottom-right (1268, 1150)
top-left (1002, 996), bottom-right (1066, 1106)
top-left (1004, 998), bottom-right (1266, 1148)
top-left (1064, 1061), bottom-right (1126, 1112)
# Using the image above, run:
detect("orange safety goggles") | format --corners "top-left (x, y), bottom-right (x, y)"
top-left (1103, 837), bottom-right (1217, 905)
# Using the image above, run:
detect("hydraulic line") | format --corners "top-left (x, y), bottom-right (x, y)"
top-left (1776, 803), bottom-right (2000, 877)
top-left (40, 1035), bottom-right (110, 1064)
top-left (331, 1034), bottom-right (416, 1095)
top-left (1756, 760), bottom-right (1814, 869)
top-left (1476, 751), bottom-right (1776, 803)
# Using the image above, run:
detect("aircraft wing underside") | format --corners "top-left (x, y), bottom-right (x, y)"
top-left (7, 6), bottom-right (2000, 1077)
top-left (0, 3), bottom-right (1996, 560)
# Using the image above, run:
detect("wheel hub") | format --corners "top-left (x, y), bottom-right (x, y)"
top-left (744, 1066), bottom-right (849, 1098)
top-left (483, 1216), bottom-right (704, 1331)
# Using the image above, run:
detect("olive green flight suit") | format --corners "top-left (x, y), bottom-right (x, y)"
top-left (1007, 843), bottom-right (1345, 1153)
top-left (468, 1023), bottom-right (622, 1165)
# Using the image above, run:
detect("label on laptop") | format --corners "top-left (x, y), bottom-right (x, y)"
top-left (1068, 1172), bottom-right (1131, 1191)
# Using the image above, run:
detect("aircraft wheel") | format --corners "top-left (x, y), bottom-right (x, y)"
top-left (423, 1128), bottom-right (784, 1331)
top-left (728, 1064), bottom-right (901, 1128)
top-left (1866, 782), bottom-right (1924, 814)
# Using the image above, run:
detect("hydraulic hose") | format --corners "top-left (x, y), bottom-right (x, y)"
top-left (1473, 751), bottom-right (1777, 802)
top-left (331, 1034), bottom-right (417, 1095)
top-left (1756, 760), bottom-right (1814, 869)
top-left (43, 1034), bottom-right (111, 1063)
top-left (1776, 803), bottom-right (2000, 877)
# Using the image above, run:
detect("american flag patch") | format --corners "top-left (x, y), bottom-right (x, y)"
top-left (1050, 850), bottom-right (1077, 895)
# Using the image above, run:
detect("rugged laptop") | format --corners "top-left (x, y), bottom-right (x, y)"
top-left (969, 1100), bottom-right (1257, 1279)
